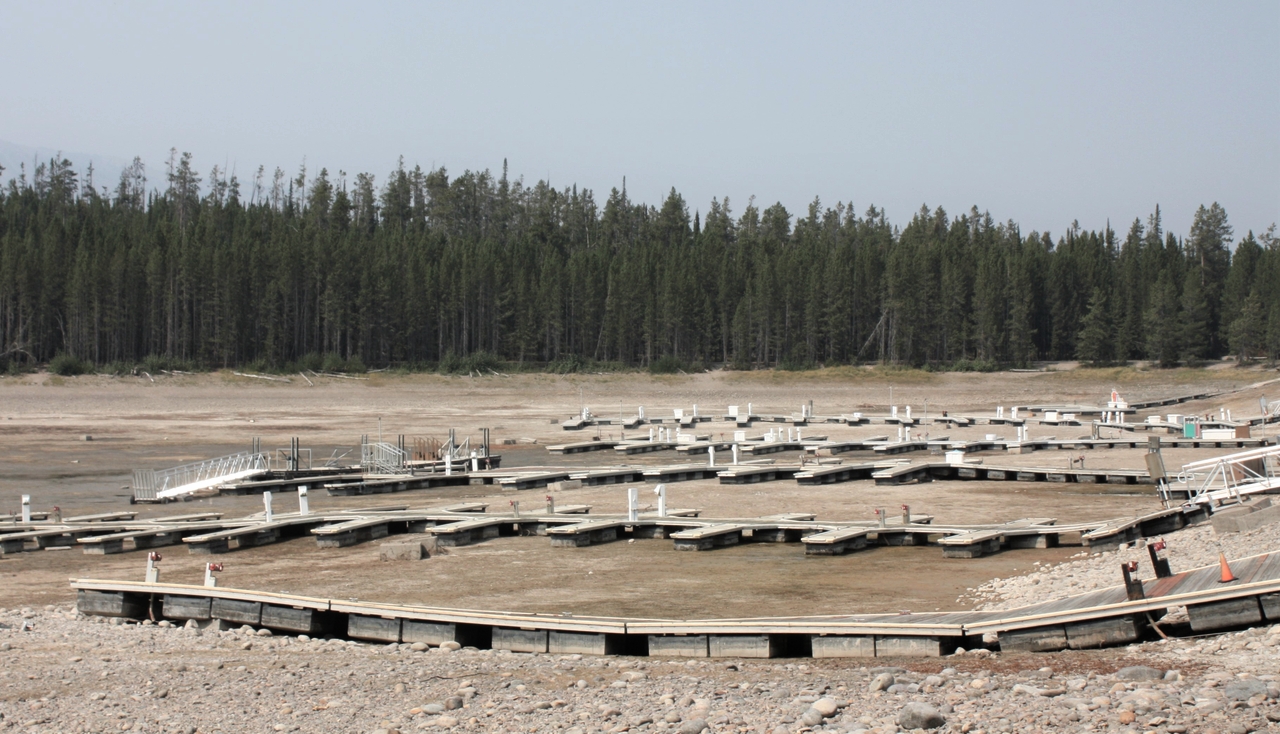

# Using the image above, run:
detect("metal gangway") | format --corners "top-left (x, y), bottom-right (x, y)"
top-left (361, 442), bottom-right (409, 475)
top-left (1175, 444), bottom-right (1280, 507)
top-left (133, 451), bottom-right (269, 502)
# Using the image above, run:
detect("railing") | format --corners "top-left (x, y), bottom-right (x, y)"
top-left (1175, 445), bottom-right (1280, 505)
top-left (361, 442), bottom-right (409, 475)
top-left (133, 451), bottom-right (268, 501)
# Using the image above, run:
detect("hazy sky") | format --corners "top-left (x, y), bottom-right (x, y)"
top-left (2, 1), bottom-right (1277, 239)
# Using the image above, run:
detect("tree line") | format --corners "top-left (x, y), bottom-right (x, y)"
top-left (1, 151), bottom-right (1277, 374)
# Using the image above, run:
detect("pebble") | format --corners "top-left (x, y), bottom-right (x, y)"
top-left (897, 701), bottom-right (946, 730)
top-left (677, 718), bottom-right (708, 734)
top-left (870, 672), bottom-right (895, 691)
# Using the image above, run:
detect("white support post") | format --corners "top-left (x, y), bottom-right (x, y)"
top-left (21, 495), bottom-right (31, 524)
top-left (638, 406), bottom-right (645, 420)
top-left (891, 405), bottom-right (899, 419)
top-left (693, 404), bottom-right (698, 418)
top-left (649, 428), bottom-right (655, 443)
top-left (145, 552), bottom-right (161, 583)
top-left (905, 405), bottom-right (912, 420)
top-left (748, 402), bottom-right (753, 416)
top-left (708, 445), bottom-right (716, 467)
top-left (876, 509), bottom-right (886, 528)
top-left (732, 444), bottom-right (740, 465)
top-left (471, 450), bottom-right (479, 472)
top-left (654, 484), bottom-right (667, 517)
top-left (546, 495), bottom-right (555, 514)
top-left (204, 562), bottom-right (222, 588)
top-left (510, 500), bottom-right (520, 518)
top-left (445, 452), bottom-right (453, 476)
top-left (263, 491), bottom-right (273, 523)
top-left (797, 428), bottom-right (802, 441)
top-left (298, 485), bottom-right (310, 516)
top-left (627, 487), bottom-right (639, 523)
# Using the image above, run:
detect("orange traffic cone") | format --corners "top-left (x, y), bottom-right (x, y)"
top-left (1218, 552), bottom-right (1236, 583)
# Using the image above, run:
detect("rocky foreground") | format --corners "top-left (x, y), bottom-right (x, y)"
top-left (0, 601), bottom-right (1277, 734)
top-left (4, 511), bottom-right (1280, 733)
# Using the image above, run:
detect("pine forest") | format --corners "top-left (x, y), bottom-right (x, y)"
top-left (1, 152), bottom-right (1277, 375)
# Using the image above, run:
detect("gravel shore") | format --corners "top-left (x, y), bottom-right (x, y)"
top-left (2, 599), bottom-right (1279, 734)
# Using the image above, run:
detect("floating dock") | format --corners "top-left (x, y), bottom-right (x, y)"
top-left (71, 547), bottom-right (1280, 658)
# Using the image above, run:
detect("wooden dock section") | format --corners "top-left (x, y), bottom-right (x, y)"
top-left (716, 464), bottom-right (805, 484)
top-left (72, 547), bottom-right (1280, 658)
top-left (869, 461), bottom-right (1155, 486)
top-left (614, 441), bottom-right (677, 455)
top-left (794, 462), bottom-right (896, 485)
top-left (547, 441), bottom-right (619, 455)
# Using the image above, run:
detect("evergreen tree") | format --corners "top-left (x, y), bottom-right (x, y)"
top-left (1228, 289), bottom-right (1264, 362)
top-left (1075, 287), bottom-right (1112, 365)
top-left (1180, 268), bottom-right (1211, 364)
top-left (1145, 269), bottom-right (1182, 367)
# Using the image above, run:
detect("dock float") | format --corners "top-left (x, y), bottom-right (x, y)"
top-left (72, 549), bottom-right (1280, 658)
top-left (547, 441), bottom-right (619, 455)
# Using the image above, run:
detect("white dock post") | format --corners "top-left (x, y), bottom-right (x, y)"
top-left (876, 509), bottom-right (886, 528)
top-left (627, 487), bottom-right (639, 523)
top-left (1012, 406), bottom-right (1019, 420)
top-left (639, 406), bottom-right (645, 420)
top-left (654, 484), bottom-right (667, 517)
top-left (693, 404), bottom-right (698, 418)
top-left (748, 402), bottom-right (753, 416)
top-left (891, 405), bottom-right (899, 419)
top-left (732, 444), bottom-right (740, 465)
top-left (145, 551), bottom-right (161, 583)
top-left (708, 445), bottom-right (716, 467)
top-left (263, 491), bottom-right (273, 522)
top-left (445, 452), bottom-right (453, 476)
top-left (905, 405), bottom-right (912, 420)
top-left (298, 485), bottom-right (310, 516)
top-left (649, 428), bottom-right (655, 443)
top-left (204, 562), bottom-right (222, 588)
top-left (546, 495), bottom-right (555, 514)
top-left (902, 504), bottom-right (911, 525)
top-left (797, 428), bottom-right (802, 441)
top-left (471, 450), bottom-right (479, 472)
top-left (21, 495), bottom-right (31, 523)
top-left (510, 500), bottom-right (520, 518)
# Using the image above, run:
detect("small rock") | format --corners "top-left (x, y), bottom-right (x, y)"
top-left (811, 697), bottom-right (838, 717)
top-left (799, 709), bottom-right (823, 727)
top-left (410, 642), bottom-right (428, 652)
top-left (434, 716), bottom-right (458, 728)
top-left (1115, 665), bottom-right (1163, 681)
top-left (256, 628), bottom-right (273, 637)
top-left (897, 702), bottom-right (946, 730)
top-left (1224, 679), bottom-right (1269, 701)
top-left (423, 704), bottom-right (445, 714)
top-left (1118, 711), bottom-right (1136, 724)
top-left (870, 672), bottom-right (895, 692)
top-left (678, 719), bottom-right (708, 734)
top-left (444, 696), bottom-right (464, 710)
top-left (440, 641), bottom-right (461, 651)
